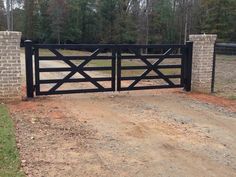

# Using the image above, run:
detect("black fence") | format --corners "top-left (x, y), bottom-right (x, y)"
top-left (212, 43), bottom-right (236, 93)
top-left (25, 41), bottom-right (193, 98)
top-left (215, 43), bottom-right (236, 55)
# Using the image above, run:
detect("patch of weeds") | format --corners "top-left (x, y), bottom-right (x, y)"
top-left (228, 95), bottom-right (236, 100)
top-left (216, 54), bottom-right (236, 61)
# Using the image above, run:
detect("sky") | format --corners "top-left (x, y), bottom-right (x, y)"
top-left (3, 0), bottom-right (20, 9)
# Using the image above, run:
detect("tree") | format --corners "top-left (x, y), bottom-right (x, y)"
top-left (48, 0), bottom-right (68, 44)
top-left (63, 0), bottom-right (82, 43)
top-left (37, 0), bottom-right (52, 43)
top-left (77, 0), bottom-right (98, 43)
top-left (201, 0), bottom-right (236, 41)
top-left (12, 8), bottom-right (24, 33)
top-left (0, 0), bottom-right (6, 30)
top-left (98, 0), bottom-right (118, 43)
top-left (149, 0), bottom-right (176, 43)
top-left (7, 0), bottom-right (236, 43)
top-left (24, 0), bottom-right (35, 39)
top-left (114, 0), bottom-right (137, 43)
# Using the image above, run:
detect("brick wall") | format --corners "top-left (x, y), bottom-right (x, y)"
top-left (0, 31), bottom-right (22, 101)
top-left (189, 34), bottom-right (217, 93)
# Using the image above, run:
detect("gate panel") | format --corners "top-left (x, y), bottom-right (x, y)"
top-left (25, 42), bottom-right (192, 98)
top-left (33, 45), bottom-right (116, 96)
top-left (117, 45), bottom-right (188, 91)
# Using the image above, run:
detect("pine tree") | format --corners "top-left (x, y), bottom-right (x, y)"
top-left (98, 0), bottom-right (118, 43)
top-left (63, 0), bottom-right (82, 43)
top-left (201, 0), bottom-right (236, 41)
top-left (24, 0), bottom-right (33, 38)
top-left (48, 0), bottom-right (68, 44)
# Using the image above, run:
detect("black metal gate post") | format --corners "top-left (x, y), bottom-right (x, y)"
top-left (116, 49), bottom-right (121, 91)
top-left (211, 42), bottom-right (216, 93)
top-left (24, 40), bottom-right (34, 98)
top-left (184, 41), bottom-right (193, 92)
top-left (112, 48), bottom-right (116, 91)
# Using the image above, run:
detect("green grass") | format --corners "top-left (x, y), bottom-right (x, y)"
top-left (0, 105), bottom-right (25, 177)
top-left (228, 95), bottom-right (236, 100)
top-left (216, 54), bottom-right (236, 61)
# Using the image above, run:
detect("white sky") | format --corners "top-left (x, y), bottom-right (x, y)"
top-left (3, 0), bottom-right (20, 9)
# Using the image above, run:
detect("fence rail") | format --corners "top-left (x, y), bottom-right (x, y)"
top-left (215, 43), bottom-right (236, 55)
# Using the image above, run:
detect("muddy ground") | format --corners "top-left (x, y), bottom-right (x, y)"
top-left (7, 51), bottom-right (236, 177)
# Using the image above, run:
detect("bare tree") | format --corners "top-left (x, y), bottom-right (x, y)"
top-left (0, 0), bottom-right (6, 30)
top-left (6, 0), bottom-right (10, 30)
top-left (6, 0), bottom-right (14, 30)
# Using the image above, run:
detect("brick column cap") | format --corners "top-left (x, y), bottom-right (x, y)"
top-left (0, 31), bottom-right (22, 39)
top-left (0, 31), bottom-right (21, 35)
top-left (189, 34), bottom-right (217, 42)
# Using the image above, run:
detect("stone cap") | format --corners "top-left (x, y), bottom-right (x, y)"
top-left (0, 31), bottom-right (22, 39)
top-left (189, 34), bottom-right (217, 42)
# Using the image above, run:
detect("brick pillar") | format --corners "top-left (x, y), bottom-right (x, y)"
top-left (189, 34), bottom-right (217, 93)
top-left (0, 31), bottom-right (22, 101)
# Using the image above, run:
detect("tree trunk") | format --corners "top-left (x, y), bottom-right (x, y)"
top-left (10, 0), bottom-right (13, 31)
top-left (184, 11), bottom-right (188, 44)
top-left (57, 30), bottom-right (61, 44)
top-left (6, 0), bottom-right (10, 30)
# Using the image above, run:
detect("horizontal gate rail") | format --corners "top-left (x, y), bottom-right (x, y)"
top-left (33, 44), bottom-right (185, 49)
top-left (117, 85), bottom-right (183, 91)
top-left (39, 88), bottom-right (115, 96)
top-left (38, 56), bottom-right (113, 60)
top-left (120, 65), bottom-right (182, 70)
top-left (121, 75), bottom-right (182, 81)
top-left (39, 77), bottom-right (113, 84)
top-left (39, 67), bottom-right (113, 72)
top-left (120, 55), bottom-right (183, 59)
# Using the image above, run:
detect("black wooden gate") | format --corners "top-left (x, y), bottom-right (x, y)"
top-left (25, 41), bottom-right (193, 98)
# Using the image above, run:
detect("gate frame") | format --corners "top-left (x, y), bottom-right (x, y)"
top-left (33, 44), bottom-right (116, 96)
top-left (25, 40), bottom-right (34, 98)
top-left (116, 42), bottom-right (193, 92)
top-left (185, 41), bottom-right (193, 92)
top-left (25, 41), bottom-right (193, 98)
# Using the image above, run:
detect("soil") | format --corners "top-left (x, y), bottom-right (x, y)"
top-left (7, 52), bottom-right (236, 177)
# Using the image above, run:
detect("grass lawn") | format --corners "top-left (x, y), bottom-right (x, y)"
top-left (216, 54), bottom-right (236, 61)
top-left (215, 55), bottom-right (236, 100)
top-left (0, 105), bottom-right (25, 177)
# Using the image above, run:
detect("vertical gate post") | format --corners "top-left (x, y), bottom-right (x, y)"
top-left (117, 50), bottom-right (121, 91)
top-left (211, 42), bottom-right (217, 93)
top-left (184, 41), bottom-right (193, 92)
top-left (24, 40), bottom-right (34, 98)
top-left (111, 48), bottom-right (116, 91)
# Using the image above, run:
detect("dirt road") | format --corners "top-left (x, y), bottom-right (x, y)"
top-left (8, 53), bottom-right (236, 177)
